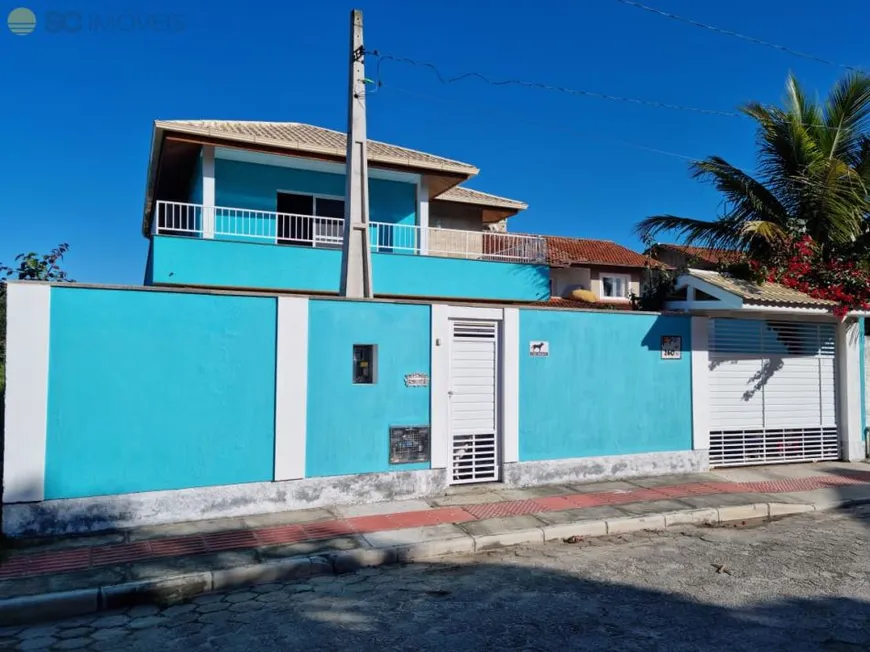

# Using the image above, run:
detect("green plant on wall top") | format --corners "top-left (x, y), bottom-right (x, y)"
top-left (0, 244), bottom-right (73, 394)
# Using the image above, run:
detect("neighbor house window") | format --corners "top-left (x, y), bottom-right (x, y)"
top-left (276, 192), bottom-right (345, 247)
top-left (601, 274), bottom-right (629, 299)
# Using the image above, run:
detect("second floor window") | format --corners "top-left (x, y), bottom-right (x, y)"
top-left (276, 192), bottom-right (345, 247)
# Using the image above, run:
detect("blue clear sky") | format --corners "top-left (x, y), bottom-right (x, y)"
top-left (1, 0), bottom-right (867, 284)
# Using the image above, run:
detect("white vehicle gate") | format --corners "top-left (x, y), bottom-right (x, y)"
top-left (708, 318), bottom-right (839, 466)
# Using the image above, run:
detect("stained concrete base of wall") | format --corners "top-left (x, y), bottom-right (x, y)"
top-left (5, 450), bottom-right (709, 538)
top-left (502, 450), bottom-right (709, 488)
top-left (4, 469), bottom-right (450, 538)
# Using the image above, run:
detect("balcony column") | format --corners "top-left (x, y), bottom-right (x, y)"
top-left (202, 145), bottom-right (216, 239)
top-left (417, 178), bottom-right (429, 255)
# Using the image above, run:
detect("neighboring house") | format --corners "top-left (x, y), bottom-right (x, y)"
top-left (648, 243), bottom-right (741, 270)
top-left (142, 120), bottom-right (550, 303)
top-left (543, 236), bottom-right (656, 304)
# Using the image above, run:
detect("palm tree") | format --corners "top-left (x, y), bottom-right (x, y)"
top-left (636, 73), bottom-right (870, 259)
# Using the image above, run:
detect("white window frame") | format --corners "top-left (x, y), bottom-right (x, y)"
top-left (275, 190), bottom-right (346, 217)
top-left (276, 190), bottom-right (346, 247)
top-left (600, 273), bottom-right (631, 300)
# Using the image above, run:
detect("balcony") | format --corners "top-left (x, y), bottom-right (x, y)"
top-left (154, 201), bottom-right (547, 264)
top-left (146, 201), bottom-right (551, 302)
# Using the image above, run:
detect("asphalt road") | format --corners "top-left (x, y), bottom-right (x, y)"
top-left (4, 507), bottom-right (870, 651)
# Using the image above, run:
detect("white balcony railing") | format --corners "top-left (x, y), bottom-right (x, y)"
top-left (154, 200), bottom-right (547, 264)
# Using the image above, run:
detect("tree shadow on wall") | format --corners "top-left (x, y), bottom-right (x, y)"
top-left (740, 357), bottom-right (785, 401)
top-left (505, 262), bottom-right (551, 302)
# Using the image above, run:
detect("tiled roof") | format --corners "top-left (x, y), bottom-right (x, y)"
top-left (546, 297), bottom-right (634, 310)
top-left (689, 270), bottom-right (836, 308)
top-left (156, 120), bottom-right (479, 176)
top-left (656, 244), bottom-right (742, 266)
top-left (436, 186), bottom-right (527, 210)
top-left (543, 236), bottom-right (654, 268)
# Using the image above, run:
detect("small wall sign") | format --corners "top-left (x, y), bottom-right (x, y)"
top-left (529, 341), bottom-right (549, 357)
top-left (661, 335), bottom-right (682, 360)
top-left (404, 372), bottom-right (429, 387)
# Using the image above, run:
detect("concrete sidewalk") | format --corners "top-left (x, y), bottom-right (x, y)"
top-left (2, 461), bottom-right (869, 625)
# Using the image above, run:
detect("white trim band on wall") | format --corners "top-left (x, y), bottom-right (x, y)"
top-left (3, 283), bottom-right (51, 503)
top-left (274, 296), bottom-right (309, 481)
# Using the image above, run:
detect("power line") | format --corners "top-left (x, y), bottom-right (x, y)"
top-left (378, 83), bottom-right (709, 164)
top-left (368, 50), bottom-right (857, 132)
top-left (368, 51), bottom-right (742, 118)
top-left (376, 84), bottom-right (854, 208)
top-left (613, 0), bottom-right (864, 73)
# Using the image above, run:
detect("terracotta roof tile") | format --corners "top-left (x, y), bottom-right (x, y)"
top-left (656, 244), bottom-right (742, 266)
top-left (546, 297), bottom-right (634, 310)
top-left (542, 236), bottom-right (653, 268)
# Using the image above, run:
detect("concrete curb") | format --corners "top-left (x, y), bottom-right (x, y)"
top-left (0, 499), bottom-right (848, 626)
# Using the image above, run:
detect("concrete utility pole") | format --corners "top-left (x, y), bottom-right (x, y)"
top-left (339, 8), bottom-right (374, 298)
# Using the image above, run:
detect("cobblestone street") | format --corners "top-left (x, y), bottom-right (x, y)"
top-left (4, 508), bottom-right (870, 651)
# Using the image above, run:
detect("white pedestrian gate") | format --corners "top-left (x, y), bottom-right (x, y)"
top-left (708, 318), bottom-right (839, 466)
top-left (448, 320), bottom-right (500, 483)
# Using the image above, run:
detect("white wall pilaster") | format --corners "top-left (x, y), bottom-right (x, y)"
top-left (502, 308), bottom-right (519, 463)
top-left (691, 317), bottom-right (710, 452)
top-left (430, 304), bottom-right (450, 469)
top-left (4, 283), bottom-right (51, 503)
top-left (837, 319), bottom-right (864, 461)
top-left (274, 297), bottom-right (309, 481)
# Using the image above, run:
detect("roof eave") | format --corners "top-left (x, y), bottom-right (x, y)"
top-left (740, 301), bottom-right (838, 313)
top-left (548, 259), bottom-right (659, 269)
top-left (153, 121), bottom-right (481, 177)
top-left (141, 124), bottom-right (165, 239)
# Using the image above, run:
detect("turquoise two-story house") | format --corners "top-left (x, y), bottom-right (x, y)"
top-left (142, 120), bottom-right (550, 302)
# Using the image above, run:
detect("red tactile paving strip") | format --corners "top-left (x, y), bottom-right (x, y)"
top-left (2, 473), bottom-right (868, 581)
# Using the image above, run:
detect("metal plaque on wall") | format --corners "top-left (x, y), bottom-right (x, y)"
top-left (661, 335), bottom-right (682, 360)
top-left (389, 425), bottom-right (430, 464)
top-left (404, 372), bottom-right (429, 387)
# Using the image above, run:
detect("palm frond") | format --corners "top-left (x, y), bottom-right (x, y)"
top-left (742, 98), bottom-right (823, 214)
top-left (739, 220), bottom-right (788, 244)
top-left (794, 158), bottom-right (868, 245)
top-left (635, 214), bottom-right (747, 250)
top-left (637, 72), bottom-right (870, 260)
top-left (691, 157), bottom-right (790, 227)
top-left (852, 136), bottom-right (870, 187)
top-left (820, 72), bottom-right (870, 161)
